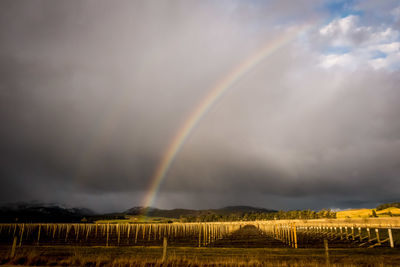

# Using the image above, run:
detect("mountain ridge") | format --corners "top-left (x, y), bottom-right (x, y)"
top-left (124, 205), bottom-right (277, 218)
top-left (0, 202), bottom-right (277, 222)
top-left (0, 202), bottom-right (95, 222)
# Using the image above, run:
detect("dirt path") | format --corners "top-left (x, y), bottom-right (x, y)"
top-left (210, 225), bottom-right (287, 248)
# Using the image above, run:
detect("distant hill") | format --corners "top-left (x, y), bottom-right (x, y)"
top-left (0, 202), bottom-right (95, 223)
top-left (124, 206), bottom-right (276, 219)
top-left (0, 202), bottom-right (276, 223)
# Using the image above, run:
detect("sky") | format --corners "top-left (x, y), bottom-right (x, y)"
top-left (1, 0), bottom-right (400, 213)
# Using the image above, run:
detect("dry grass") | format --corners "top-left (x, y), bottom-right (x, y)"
top-left (377, 207), bottom-right (400, 216)
top-left (336, 207), bottom-right (400, 219)
top-left (336, 209), bottom-right (375, 219)
top-left (1, 245), bottom-right (400, 266)
top-left (1, 220), bottom-right (400, 266)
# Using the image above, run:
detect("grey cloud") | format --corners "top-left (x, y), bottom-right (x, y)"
top-left (160, 46), bottom-right (400, 207)
top-left (0, 0), bottom-right (399, 212)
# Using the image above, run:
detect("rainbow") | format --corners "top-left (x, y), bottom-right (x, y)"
top-left (142, 25), bottom-right (309, 210)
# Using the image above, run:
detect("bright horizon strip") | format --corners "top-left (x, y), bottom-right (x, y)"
top-left (141, 25), bottom-right (311, 211)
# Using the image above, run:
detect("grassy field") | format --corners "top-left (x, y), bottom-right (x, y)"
top-left (1, 245), bottom-right (400, 266)
top-left (336, 207), bottom-right (400, 219)
top-left (1, 219), bottom-right (400, 266)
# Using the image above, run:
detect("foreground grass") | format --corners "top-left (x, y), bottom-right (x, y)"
top-left (1, 245), bottom-right (400, 266)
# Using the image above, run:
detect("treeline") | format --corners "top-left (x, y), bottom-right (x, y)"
top-left (376, 202), bottom-right (400, 211)
top-left (179, 209), bottom-right (336, 222)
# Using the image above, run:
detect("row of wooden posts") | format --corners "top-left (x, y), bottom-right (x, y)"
top-left (295, 225), bottom-right (395, 248)
top-left (0, 223), bottom-right (241, 247)
top-left (0, 222), bottom-right (396, 249)
top-left (257, 223), bottom-right (298, 248)
top-left (257, 222), bottom-right (396, 248)
top-left (274, 223), bottom-right (298, 248)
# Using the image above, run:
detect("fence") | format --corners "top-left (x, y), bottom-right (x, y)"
top-left (1, 218), bottom-right (399, 249)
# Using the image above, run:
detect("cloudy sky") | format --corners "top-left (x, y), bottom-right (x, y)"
top-left (1, 0), bottom-right (400, 212)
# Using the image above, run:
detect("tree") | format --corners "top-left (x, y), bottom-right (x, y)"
top-left (376, 202), bottom-right (400, 210)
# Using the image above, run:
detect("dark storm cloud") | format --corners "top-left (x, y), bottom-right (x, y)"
top-left (0, 0), bottom-right (399, 212)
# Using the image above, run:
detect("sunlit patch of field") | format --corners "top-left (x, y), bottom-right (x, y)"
top-left (377, 207), bottom-right (400, 216)
top-left (336, 207), bottom-right (400, 218)
top-left (1, 245), bottom-right (400, 266)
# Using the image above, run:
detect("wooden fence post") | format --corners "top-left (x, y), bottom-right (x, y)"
top-left (375, 229), bottom-right (381, 245)
top-left (37, 225), bottom-right (41, 246)
top-left (19, 224), bottom-right (24, 247)
top-left (290, 225), bottom-right (294, 247)
top-left (388, 229), bottom-right (394, 248)
top-left (293, 223), bottom-right (298, 249)
top-left (10, 236), bottom-right (17, 258)
top-left (162, 237), bottom-right (167, 262)
top-left (106, 223), bottom-right (109, 247)
top-left (324, 239), bottom-right (330, 266)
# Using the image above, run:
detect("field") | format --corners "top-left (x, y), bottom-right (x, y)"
top-left (1, 219), bottom-right (400, 266)
top-left (336, 207), bottom-right (400, 219)
top-left (2, 246), bottom-right (400, 266)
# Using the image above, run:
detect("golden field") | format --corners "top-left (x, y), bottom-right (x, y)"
top-left (336, 207), bottom-right (400, 219)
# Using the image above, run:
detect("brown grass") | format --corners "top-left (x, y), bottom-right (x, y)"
top-left (336, 207), bottom-right (400, 219)
top-left (1, 245), bottom-right (400, 266)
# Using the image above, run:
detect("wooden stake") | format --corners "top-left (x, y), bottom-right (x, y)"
top-left (86, 225), bottom-right (90, 241)
top-left (106, 224), bottom-right (109, 247)
top-left (65, 225), bottom-right (70, 242)
top-left (117, 224), bottom-right (120, 245)
top-left (135, 225), bottom-right (139, 244)
top-left (375, 229), bottom-right (381, 245)
top-left (162, 236), bottom-right (167, 262)
top-left (19, 224), bottom-right (24, 247)
top-left (10, 236), bottom-right (17, 258)
top-left (324, 239), bottom-right (330, 266)
top-left (388, 229), bottom-right (394, 248)
top-left (198, 224), bottom-right (201, 247)
top-left (37, 225), bottom-right (41, 246)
